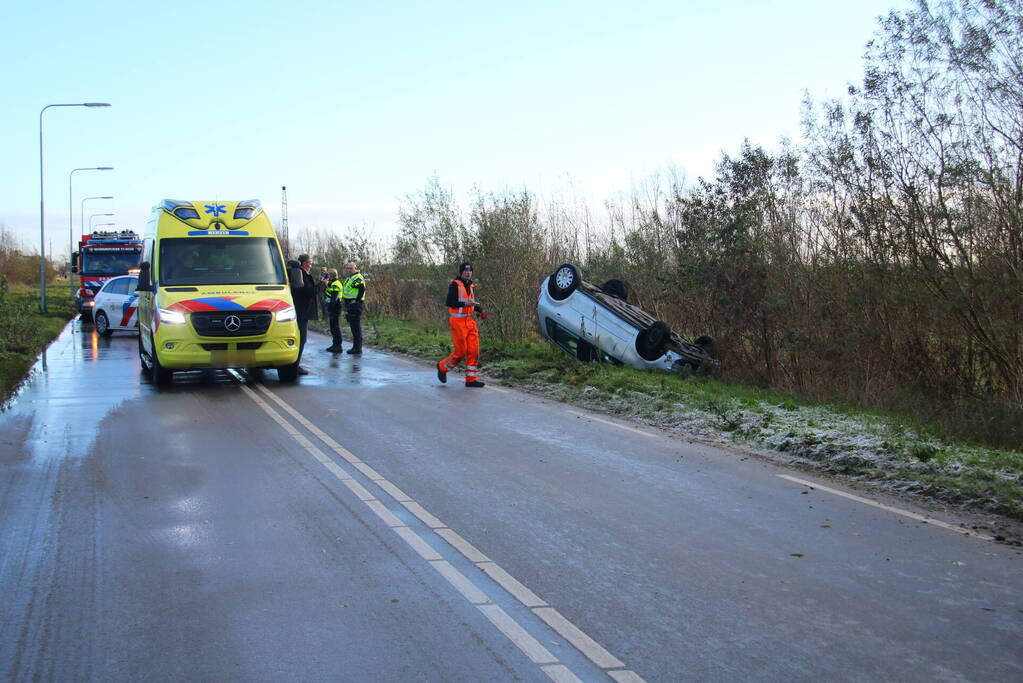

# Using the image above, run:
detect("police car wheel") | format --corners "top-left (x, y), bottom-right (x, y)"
top-left (95, 310), bottom-right (112, 337)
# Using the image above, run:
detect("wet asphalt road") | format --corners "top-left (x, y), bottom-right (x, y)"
top-left (1, 319), bottom-right (1022, 682)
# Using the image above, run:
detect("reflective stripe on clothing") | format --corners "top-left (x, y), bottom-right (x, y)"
top-left (447, 278), bottom-right (476, 317)
top-left (449, 313), bottom-right (470, 318)
top-left (439, 315), bottom-right (479, 381)
top-left (342, 272), bottom-right (365, 300)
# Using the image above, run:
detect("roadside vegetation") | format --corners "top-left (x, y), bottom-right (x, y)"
top-left (0, 226), bottom-right (74, 404)
top-left (313, 314), bottom-right (1023, 526)
top-left (300, 1), bottom-right (1022, 456)
top-left (0, 282), bottom-right (75, 405)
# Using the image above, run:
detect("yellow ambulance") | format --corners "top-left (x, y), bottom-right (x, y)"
top-left (135, 199), bottom-right (300, 385)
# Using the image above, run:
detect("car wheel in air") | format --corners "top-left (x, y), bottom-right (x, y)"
top-left (547, 263), bottom-right (581, 300)
top-left (636, 321), bottom-right (671, 361)
top-left (601, 279), bottom-right (629, 301)
top-left (95, 310), bottom-right (112, 337)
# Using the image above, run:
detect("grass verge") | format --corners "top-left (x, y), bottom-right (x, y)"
top-left (315, 314), bottom-right (1023, 527)
top-left (0, 284), bottom-right (76, 406)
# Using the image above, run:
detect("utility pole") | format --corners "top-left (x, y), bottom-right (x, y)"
top-left (280, 185), bottom-right (290, 258)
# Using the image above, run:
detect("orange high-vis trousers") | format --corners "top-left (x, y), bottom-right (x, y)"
top-left (439, 315), bottom-right (479, 382)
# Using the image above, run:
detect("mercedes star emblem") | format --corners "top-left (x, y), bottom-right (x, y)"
top-left (224, 314), bottom-right (242, 332)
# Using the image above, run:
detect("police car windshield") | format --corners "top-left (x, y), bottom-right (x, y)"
top-left (160, 237), bottom-right (286, 286)
top-left (81, 250), bottom-right (141, 275)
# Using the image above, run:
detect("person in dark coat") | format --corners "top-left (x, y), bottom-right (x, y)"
top-left (288, 254), bottom-right (318, 375)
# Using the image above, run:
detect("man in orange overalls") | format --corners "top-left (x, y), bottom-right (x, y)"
top-left (437, 262), bottom-right (486, 388)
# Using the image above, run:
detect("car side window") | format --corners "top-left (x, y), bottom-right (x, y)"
top-left (110, 279), bottom-right (127, 295)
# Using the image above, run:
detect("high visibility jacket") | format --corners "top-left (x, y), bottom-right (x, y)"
top-left (324, 278), bottom-right (342, 305)
top-left (447, 278), bottom-right (476, 318)
top-left (342, 272), bottom-right (365, 301)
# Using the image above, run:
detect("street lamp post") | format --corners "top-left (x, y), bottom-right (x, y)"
top-left (39, 102), bottom-right (111, 312)
top-left (89, 213), bottom-right (115, 230)
top-left (69, 168), bottom-right (113, 297)
top-left (81, 196), bottom-right (114, 237)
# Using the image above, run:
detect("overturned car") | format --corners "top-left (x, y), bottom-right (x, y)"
top-left (536, 263), bottom-right (718, 374)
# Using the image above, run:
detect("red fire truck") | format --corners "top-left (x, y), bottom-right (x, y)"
top-left (71, 229), bottom-right (143, 317)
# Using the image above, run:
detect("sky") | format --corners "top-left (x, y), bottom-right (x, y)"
top-left (0, 0), bottom-right (910, 258)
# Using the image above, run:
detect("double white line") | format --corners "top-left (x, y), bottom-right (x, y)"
top-left (237, 379), bottom-right (644, 683)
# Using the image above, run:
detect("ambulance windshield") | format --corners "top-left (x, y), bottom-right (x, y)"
top-left (160, 237), bottom-right (286, 286)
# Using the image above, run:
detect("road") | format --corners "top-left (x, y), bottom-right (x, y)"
top-left (1, 320), bottom-right (1021, 682)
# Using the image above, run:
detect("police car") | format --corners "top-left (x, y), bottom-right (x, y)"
top-left (536, 263), bottom-right (717, 373)
top-left (92, 274), bottom-right (140, 336)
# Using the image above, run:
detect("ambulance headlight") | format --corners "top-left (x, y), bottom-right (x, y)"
top-left (158, 308), bottom-right (187, 325)
top-left (275, 306), bottom-right (296, 322)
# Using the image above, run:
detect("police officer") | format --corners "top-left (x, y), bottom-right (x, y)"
top-left (341, 262), bottom-right (365, 354)
top-left (323, 268), bottom-right (344, 353)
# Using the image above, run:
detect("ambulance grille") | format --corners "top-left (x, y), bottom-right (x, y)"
top-left (190, 310), bottom-right (272, 337)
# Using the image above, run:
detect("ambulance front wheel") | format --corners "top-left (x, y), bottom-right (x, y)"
top-left (140, 333), bottom-right (173, 386)
top-left (277, 361), bottom-right (300, 382)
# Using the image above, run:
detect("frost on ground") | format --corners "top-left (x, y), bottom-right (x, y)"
top-left (514, 377), bottom-right (1023, 529)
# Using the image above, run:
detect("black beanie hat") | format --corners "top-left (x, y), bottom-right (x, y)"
top-left (459, 262), bottom-right (473, 274)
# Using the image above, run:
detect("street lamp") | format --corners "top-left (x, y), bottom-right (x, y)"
top-left (89, 213), bottom-right (114, 230)
top-left (81, 196), bottom-right (114, 237)
top-left (39, 102), bottom-right (111, 312)
top-left (69, 168), bottom-right (113, 296)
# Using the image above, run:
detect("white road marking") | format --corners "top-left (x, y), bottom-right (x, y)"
top-left (479, 562), bottom-right (547, 608)
top-left (241, 380), bottom-right (638, 679)
top-left (776, 474), bottom-right (995, 541)
top-left (436, 528), bottom-right (491, 563)
top-left (341, 478), bottom-right (375, 502)
top-left (542, 664), bottom-right (584, 682)
top-left (365, 500), bottom-right (405, 528)
top-left (608, 670), bottom-right (646, 682)
top-left (566, 410), bottom-right (657, 438)
top-left (403, 501), bottom-right (445, 529)
top-left (478, 605), bottom-right (558, 664)
top-left (431, 560), bottom-right (491, 605)
top-left (377, 480), bottom-right (413, 502)
top-left (394, 526), bottom-right (443, 561)
top-left (533, 607), bottom-right (625, 669)
top-left (353, 462), bottom-right (385, 480)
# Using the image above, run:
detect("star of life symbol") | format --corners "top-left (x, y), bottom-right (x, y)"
top-left (204, 203), bottom-right (226, 216)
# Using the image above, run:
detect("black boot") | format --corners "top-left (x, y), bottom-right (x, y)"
top-left (346, 346), bottom-right (362, 354)
top-left (465, 380), bottom-right (485, 388)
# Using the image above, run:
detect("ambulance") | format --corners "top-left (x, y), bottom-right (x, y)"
top-left (135, 199), bottom-right (300, 385)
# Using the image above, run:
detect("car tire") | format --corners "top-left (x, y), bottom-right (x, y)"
top-left (141, 333), bottom-right (173, 386)
top-left (636, 321), bottom-right (671, 361)
top-left (601, 279), bottom-right (629, 301)
top-left (548, 263), bottom-right (581, 301)
top-left (95, 310), bottom-right (112, 337)
top-left (277, 361), bottom-right (300, 382)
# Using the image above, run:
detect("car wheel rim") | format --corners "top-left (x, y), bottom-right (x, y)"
top-left (97, 314), bottom-right (107, 333)
top-left (555, 267), bottom-right (574, 289)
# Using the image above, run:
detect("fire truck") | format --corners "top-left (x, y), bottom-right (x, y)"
top-left (71, 229), bottom-right (144, 316)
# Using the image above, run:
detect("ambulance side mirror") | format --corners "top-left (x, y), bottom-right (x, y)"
top-left (136, 261), bottom-right (153, 292)
top-left (71, 252), bottom-right (78, 274)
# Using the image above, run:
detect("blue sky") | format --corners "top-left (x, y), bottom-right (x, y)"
top-left (1, 0), bottom-right (908, 257)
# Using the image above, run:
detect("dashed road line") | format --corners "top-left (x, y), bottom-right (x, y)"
top-left (241, 381), bottom-right (644, 681)
top-left (776, 474), bottom-right (994, 541)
